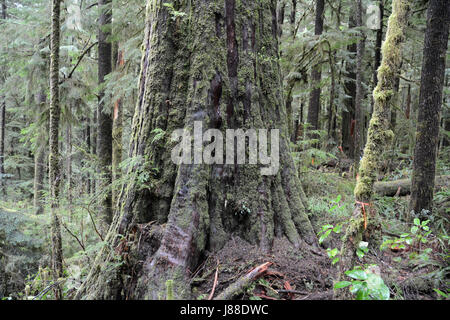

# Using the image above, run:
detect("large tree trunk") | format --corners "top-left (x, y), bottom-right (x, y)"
top-left (335, 0), bottom-right (410, 300)
top-left (306, 0), bottom-right (324, 134)
top-left (76, 0), bottom-right (316, 300)
top-left (49, 0), bottom-right (64, 300)
top-left (97, 0), bottom-right (113, 233)
top-left (410, 0), bottom-right (449, 217)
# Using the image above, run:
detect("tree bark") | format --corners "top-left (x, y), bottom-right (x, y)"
top-left (49, 0), bottom-right (64, 300)
top-left (306, 0), bottom-right (325, 134)
top-left (76, 0), bottom-right (316, 300)
top-left (97, 0), bottom-right (113, 233)
top-left (410, 0), bottom-right (449, 217)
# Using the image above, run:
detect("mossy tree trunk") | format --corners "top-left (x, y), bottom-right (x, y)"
top-left (410, 0), bottom-right (449, 217)
top-left (335, 0), bottom-right (410, 300)
top-left (97, 0), bottom-right (113, 233)
top-left (49, 0), bottom-right (64, 300)
top-left (76, 0), bottom-right (316, 300)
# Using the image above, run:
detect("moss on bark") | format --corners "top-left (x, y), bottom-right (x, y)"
top-left (76, 0), bottom-right (316, 300)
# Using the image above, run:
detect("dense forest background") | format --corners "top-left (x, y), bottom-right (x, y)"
top-left (0, 0), bottom-right (449, 300)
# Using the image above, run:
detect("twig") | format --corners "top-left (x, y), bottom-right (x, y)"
top-left (208, 259), bottom-right (220, 300)
top-left (32, 280), bottom-right (65, 300)
top-left (61, 221), bottom-right (85, 252)
top-left (87, 207), bottom-right (104, 242)
top-left (277, 289), bottom-right (308, 295)
top-left (215, 262), bottom-right (272, 300)
top-left (59, 41), bottom-right (98, 84)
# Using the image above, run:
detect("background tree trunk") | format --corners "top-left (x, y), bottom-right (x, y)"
top-left (341, 12), bottom-right (356, 158)
top-left (354, 0), bottom-right (365, 169)
top-left (410, 0), bottom-right (449, 217)
top-left (0, 0), bottom-right (7, 196)
top-left (112, 45), bottom-right (124, 206)
top-left (33, 91), bottom-right (47, 215)
top-left (49, 0), bottom-right (63, 300)
top-left (76, 0), bottom-right (316, 300)
top-left (97, 0), bottom-right (113, 233)
top-left (306, 0), bottom-right (324, 134)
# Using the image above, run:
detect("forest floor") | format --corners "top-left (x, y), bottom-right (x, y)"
top-left (192, 168), bottom-right (449, 300)
top-left (1, 162), bottom-right (448, 300)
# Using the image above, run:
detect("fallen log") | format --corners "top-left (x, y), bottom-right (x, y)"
top-left (374, 175), bottom-right (449, 197)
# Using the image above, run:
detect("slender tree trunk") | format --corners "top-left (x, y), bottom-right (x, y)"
top-left (391, 73), bottom-right (400, 129)
top-left (66, 105), bottom-right (73, 219)
top-left (34, 91), bottom-right (47, 215)
top-left (0, 97), bottom-right (5, 197)
top-left (306, 0), bottom-right (325, 135)
top-left (442, 75), bottom-right (449, 148)
top-left (354, 0), bottom-right (365, 169)
top-left (49, 0), bottom-right (64, 300)
top-left (410, 0), bottom-right (449, 217)
top-left (336, 0), bottom-right (410, 300)
top-left (0, 0), bottom-right (7, 197)
top-left (112, 46), bottom-right (124, 206)
top-left (370, 0), bottom-right (384, 117)
top-left (342, 12), bottom-right (356, 158)
top-left (405, 83), bottom-right (411, 120)
top-left (97, 0), bottom-right (113, 233)
top-left (327, 45), bottom-right (336, 143)
top-left (290, 0), bottom-right (297, 36)
top-left (76, 0), bottom-right (317, 300)
top-left (277, 0), bottom-right (286, 37)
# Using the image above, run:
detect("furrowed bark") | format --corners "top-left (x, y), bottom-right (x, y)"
top-left (76, 0), bottom-right (316, 300)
